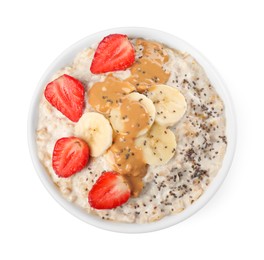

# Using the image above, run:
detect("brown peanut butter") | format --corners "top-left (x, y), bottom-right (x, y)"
top-left (88, 76), bottom-right (135, 113)
top-left (125, 39), bottom-right (170, 91)
top-left (106, 95), bottom-right (151, 196)
top-left (107, 135), bottom-right (147, 197)
top-left (118, 96), bottom-right (150, 135)
top-left (88, 39), bottom-right (171, 196)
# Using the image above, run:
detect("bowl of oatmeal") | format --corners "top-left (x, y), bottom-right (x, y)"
top-left (28, 27), bottom-right (236, 233)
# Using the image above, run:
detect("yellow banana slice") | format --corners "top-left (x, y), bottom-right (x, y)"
top-left (146, 84), bottom-right (187, 127)
top-left (74, 112), bottom-right (113, 157)
top-left (109, 92), bottom-right (156, 137)
top-left (135, 124), bottom-right (177, 166)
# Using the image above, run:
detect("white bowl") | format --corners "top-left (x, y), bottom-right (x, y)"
top-left (27, 27), bottom-right (236, 233)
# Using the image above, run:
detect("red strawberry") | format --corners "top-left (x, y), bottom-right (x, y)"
top-left (52, 137), bottom-right (90, 178)
top-left (88, 171), bottom-right (131, 209)
top-left (44, 74), bottom-right (84, 122)
top-left (90, 34), bottom-right (135, 74)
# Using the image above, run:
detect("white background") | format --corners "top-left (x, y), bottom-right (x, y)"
top-left (0, 0), bottom-right (263, 259)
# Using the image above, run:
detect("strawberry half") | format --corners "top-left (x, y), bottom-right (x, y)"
top-left (90, 34), bottom-right (135, 74)
top-left (88, 171), bottom-right (131, 209)
top-left (52, 137), bottom-right (90, 178)
top-left (44, 74), bottom-right (84, 122)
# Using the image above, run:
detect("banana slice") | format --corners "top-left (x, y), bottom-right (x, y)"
top-left (109, 92), bottom-right (156, 137)
top-left (145, 84), bottom-right (187, 127)
top-left (135, 124), bottom-right (177, 166)
top-left (74, 112), bottom-right (113, 157)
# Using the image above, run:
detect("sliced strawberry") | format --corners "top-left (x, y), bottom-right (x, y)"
top-left (88, 171), bottom-right (131, 209)
top-left (52, 137), bottom-right (90, 178)
top-left (44, 74), bottom-right (84, 122)
top-left (90, 34), bottom-right (135, 74)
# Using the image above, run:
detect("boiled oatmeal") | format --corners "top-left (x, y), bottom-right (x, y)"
top-left (36, 34), bottom-right (227, 223)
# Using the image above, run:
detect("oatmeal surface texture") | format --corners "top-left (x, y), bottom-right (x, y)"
top-left (37, 38), bottom-right (227, 223)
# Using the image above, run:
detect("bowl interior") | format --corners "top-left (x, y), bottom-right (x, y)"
top-left (28, 27), bottom-right (236, 233)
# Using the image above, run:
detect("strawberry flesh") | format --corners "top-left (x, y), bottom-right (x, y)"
top-left (44, 74), bottom-right (84, 122)
top-left (90, 34), bottom-right (135, 74)
top-left (88, 171), bottom-right (131, 209)
top-left (52, 137), bottom-right (90, 178)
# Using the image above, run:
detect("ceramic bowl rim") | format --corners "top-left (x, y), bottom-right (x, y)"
top-left (27, 27), bottom-right (236, 233)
